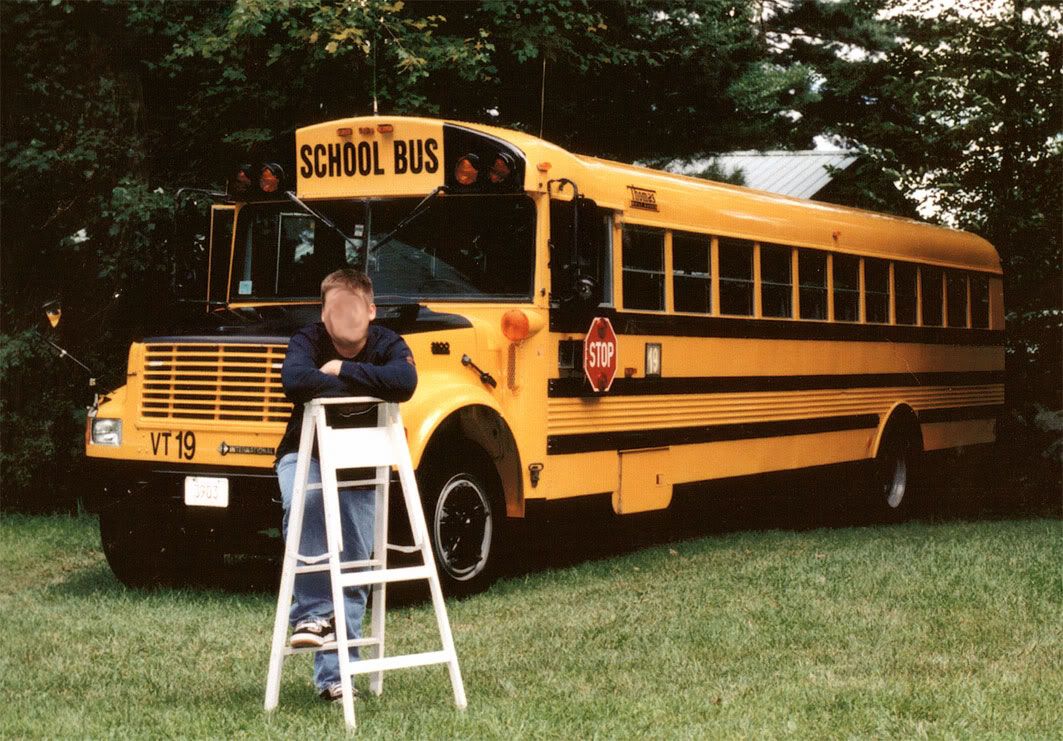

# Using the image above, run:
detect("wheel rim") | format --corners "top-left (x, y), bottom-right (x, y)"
top-left (883, 448), bottom-right (908, 509)
top-left (433, 473), bottom-right (492, 581)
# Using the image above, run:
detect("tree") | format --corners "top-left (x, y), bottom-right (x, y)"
top-left (2, 1), bottom-right (1056, 511)
top-left (769, 0), bottom-right (1061, 408)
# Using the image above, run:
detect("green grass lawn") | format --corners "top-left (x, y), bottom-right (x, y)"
top-left (1, 513), bottom-right (1059, 738)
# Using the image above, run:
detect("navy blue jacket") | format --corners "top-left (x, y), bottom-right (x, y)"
top-left (275, 322), bottom-right (417, 461)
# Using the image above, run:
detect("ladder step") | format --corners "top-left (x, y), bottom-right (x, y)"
top-left (284, 636), bottom-right (380, 656)
top-left (337, 565), bottom-right (433, 588)
top-left (346, 650), bottom-right (452, 676)
top-left (294, 558), bottom-right (383, 573)
top-left (305, 479), bottom-right (389, 491)
top-left (386, 543), bottom-right (421, 554)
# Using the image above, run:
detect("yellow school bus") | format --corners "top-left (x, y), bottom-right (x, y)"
top-left (86, 115), bottom-right (1003, 592)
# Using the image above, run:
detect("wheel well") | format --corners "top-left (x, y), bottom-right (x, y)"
top-left (872, 403), bottom-right (923, 459)
top-left (419, 405), bottom-right (523, 517)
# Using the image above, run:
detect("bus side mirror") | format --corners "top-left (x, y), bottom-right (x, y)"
top-left (575, 275), bottom-right (598, 304)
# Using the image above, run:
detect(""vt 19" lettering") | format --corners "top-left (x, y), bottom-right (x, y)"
top-left (150, 431), bottom-right (196, 460)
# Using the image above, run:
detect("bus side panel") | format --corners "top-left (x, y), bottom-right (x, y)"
top-left (543, 428), bottom-right (875, 510)
top-left (921, 419), bottom-right (996, 451)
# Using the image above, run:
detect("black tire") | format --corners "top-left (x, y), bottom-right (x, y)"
top-left (869, 423), bottom-right (922, 521)
top-left (419, 452), bottom-right (505, 597)
top-left (99, 503), bottom-right (193, 588)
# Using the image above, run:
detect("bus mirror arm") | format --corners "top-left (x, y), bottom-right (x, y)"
top-left (284, 190), bottom-right (363, 256)
top-left (369, 185), bottom-right (449, 254)
top-left (175, 187), bottom-right (229, 203)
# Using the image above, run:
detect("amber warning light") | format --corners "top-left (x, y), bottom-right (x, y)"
top-left (228, 160), bottom-right (285, 198)
top-left (454, 155), bottom-right (480, 186)
top-left (259, 163), bottom-right (283, 193)
top-left (501, 309), bottom-right (544, 342)
top-left (489, 154), bottom-right (513, 184)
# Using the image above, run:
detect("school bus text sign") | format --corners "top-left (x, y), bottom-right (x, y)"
top-left (583, 317), bottom-right (618, 393)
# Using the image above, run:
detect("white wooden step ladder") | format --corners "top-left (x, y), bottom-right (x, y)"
top-left (264, 397), bottom-right (467, 729)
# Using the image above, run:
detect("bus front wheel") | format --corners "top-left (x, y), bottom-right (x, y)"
top-left (869, 424), bottom-right (922, 520)
top-left (99, 503), bottom-right (191, 588)
top-left (420, 453), bottom-right (505, 597)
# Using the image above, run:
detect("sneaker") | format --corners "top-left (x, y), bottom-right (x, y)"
top-left (290, 617), bottom-right (334, 648)
top-left (319, 683), bottom-right (361, 703)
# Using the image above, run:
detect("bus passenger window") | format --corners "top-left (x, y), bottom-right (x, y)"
top-left (832, 254), bottom-right (860, 322)
top-left (865, 258), bottom-right (890, 324)
top-left (921, 266), bottom-right (943, 326)
top-left (672, 232), bottom-right (711, 313)
top-left (719, 238), bottom-right (754, 316)
top-left (894, 262), bottom-right (917, 325)
top-left (798, 250), bottom-right (827, 320)
top-left (622, 226), bottom-right (665, 311)
top-left (970, 274), bottom-right (990, 328)
top-left (946, 271), bottom-right (968, 327)
top-left (760, 243), bottom-right (792, 318)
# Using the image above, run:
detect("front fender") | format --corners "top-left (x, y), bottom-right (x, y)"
top-left (401, 372), bottom-right (503, 469)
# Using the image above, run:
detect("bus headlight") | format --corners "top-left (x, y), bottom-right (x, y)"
top-left (91, 419), bottom-right (122, 446)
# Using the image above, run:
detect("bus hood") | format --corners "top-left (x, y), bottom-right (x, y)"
top-left (137, 303), bottom-right (472, 345)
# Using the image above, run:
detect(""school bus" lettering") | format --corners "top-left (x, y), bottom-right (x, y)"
top-left (299, 138), bottom-right (439, 179)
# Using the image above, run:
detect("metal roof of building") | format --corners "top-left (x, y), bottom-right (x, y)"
top-left (667, 150), bottom-right (859, 199)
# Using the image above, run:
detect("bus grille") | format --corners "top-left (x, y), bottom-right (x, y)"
top-left (140, 343), bottom-right (291, 423)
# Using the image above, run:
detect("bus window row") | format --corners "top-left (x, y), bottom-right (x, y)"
top-left (619, 226), bottom-right (991, 329)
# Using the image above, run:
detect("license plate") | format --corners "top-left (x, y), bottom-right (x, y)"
top-left (184, 476), bottom-right (229, 508)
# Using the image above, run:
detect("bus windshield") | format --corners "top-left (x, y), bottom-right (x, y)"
top-left (229, 194), bottom-right (536, 302)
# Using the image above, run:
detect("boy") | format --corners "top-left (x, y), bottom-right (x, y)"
top-left (274, 268), bottom-right (416, 702)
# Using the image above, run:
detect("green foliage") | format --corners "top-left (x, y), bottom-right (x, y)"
top-left (770, 0), bottom-right (1061, 407)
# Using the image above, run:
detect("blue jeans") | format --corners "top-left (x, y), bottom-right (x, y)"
top-left (276, 453), bottom-right (375, 691)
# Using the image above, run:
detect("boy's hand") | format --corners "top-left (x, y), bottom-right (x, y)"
top-left (319, 360), bottom-right (343, 376)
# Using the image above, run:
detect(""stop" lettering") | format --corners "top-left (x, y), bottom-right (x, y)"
top-left (586, 341), bottom-right (615, 366)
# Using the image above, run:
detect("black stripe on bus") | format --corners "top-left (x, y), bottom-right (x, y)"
top-left (549, 309), bottom-right (1003, 346)
top-left (918, 404), bottom-right (1003, 423)
top-left (548, 370), bottom-right (1005, 398)
top-left (546, 413), bottom-right (880, 455)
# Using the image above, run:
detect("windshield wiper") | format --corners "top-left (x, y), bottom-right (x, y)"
top-left (370, 185), bottom-right (449, 253)
top-left (284, 191), bottom-right (361, 247)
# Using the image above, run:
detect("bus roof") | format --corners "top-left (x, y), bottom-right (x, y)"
top-left (452, 119), bottom-right (1001, 275)
top-left (297, 116), bottom-right (1002, 275)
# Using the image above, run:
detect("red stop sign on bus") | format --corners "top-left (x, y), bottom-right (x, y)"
top-left (583, 316), bottom-right (618, 393)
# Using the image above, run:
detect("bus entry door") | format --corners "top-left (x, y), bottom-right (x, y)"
top-left (615, 448), bottom-right (672, 514)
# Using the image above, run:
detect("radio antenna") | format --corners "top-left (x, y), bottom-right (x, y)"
top-left (372, 25), bottom-right (379, 116)
top-left (538, 54), bottom-right (546, 138)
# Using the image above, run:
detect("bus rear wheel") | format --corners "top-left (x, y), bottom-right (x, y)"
top-left (420, 453), bottom-right (504, 597)
top-left (870, 424), bottom-right (922, 520)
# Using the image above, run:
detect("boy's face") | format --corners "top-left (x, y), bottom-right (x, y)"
top-left (322, 287), bottom-right (376, 349)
